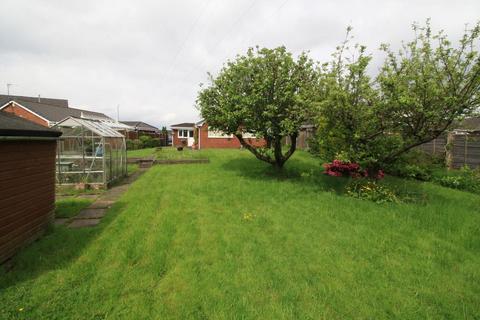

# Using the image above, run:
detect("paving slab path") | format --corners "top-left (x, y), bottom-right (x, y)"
top-left (64, 169), bottom-right (147, 229)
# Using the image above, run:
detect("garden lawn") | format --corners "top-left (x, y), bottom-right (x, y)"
top-left (127, 147), bottom-right (156, 158)
top-left (1, 149), bottom-right (479, 319)
top-left (127, 147), bottom-right (208, 160)
top-left (55, 198), bottom-right (94, 219)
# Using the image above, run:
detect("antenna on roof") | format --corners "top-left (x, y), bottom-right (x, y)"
top-left (6, 83), bottom-right (14, 96)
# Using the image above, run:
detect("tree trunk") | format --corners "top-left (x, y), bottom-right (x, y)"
top-left (234, 133), bottom-right (298, 169)
top-left (234, 133), bottom-right (274, 165)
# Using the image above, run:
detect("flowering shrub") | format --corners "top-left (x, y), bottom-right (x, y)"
top-left (323, 160), bottom-right (384, 179)
top-left (346, 179), bottom-right (399, 204)
top-left (323, 160), bottom-right (362, 177)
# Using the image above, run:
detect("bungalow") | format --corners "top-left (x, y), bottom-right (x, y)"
top-left (170, 120), bottom-right (265, 149)
top-left (0, 94), bottom-right (123, 129)
top-left (170, 122), bottom-right (195, 147)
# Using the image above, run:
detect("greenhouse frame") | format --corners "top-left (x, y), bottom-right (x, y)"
top-left (54, 117), bottom-right (127, 188)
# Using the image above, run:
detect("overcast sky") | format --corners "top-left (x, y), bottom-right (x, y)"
top-left (0, 0), bottom-right (478, 128)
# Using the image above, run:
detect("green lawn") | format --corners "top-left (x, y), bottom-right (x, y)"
top-left (127, 147), bottom-right (156, 158)
top-left (1, 149), bottom-right (479, 319)
top-left (55, 198), bottom-right (94, 218)
top-left (128, 147), bottom-right (208, 160)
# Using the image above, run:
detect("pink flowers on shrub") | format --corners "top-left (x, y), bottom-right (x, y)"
top-left (324, 160), bottom-right (361, 177)
top-left (376, 170), bottom-right (385, 179)
top-left (323, 160), bottom-right (384, 180)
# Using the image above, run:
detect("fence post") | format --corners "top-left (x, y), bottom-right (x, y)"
top-left (446, 132), bottom-right (454, 169)
top-left (464, 134), bottom-right (468, 167)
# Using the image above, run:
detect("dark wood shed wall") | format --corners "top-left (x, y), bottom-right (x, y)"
top-left (0, 140), bottom-right (57, 263)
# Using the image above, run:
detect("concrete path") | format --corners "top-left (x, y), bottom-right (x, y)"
top-left (59, 169), bottom-right (147, 228)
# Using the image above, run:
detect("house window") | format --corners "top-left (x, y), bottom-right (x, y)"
top-left (178, 129), bottom-right (193, 138)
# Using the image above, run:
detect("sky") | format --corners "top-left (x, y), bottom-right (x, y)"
top-left (0, 0), bottom-right (478, 128)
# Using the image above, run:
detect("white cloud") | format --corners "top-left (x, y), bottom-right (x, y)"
top-left (0, 0), bottom-right (478, 128)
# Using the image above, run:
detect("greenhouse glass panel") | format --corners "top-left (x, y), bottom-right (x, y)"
top-left (53, 117), bottom-right (127, 188)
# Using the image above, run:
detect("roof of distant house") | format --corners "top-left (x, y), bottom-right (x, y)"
top-left (0, 111), bottom-right (62, 137)
top-left (0, 95), bottom-right (113, 123)
top-left (120, 121), bottom-right (160, 132)
top-left (170, 122), bottom-right (195, 128)
top-left (0, 94), bottom-right (68, 108)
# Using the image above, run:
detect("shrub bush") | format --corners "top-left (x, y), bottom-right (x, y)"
top-left (324, 160), bottom-right (362, 177)
top-left (436, 166), bottom-right (480, 193)
top-left (132, 139), bottom-right (143, 150)
top-left (323, 160), bottom-right (384, 179)
top-left (151, 138), bottom-right (161, 148)
top-left (392, 164), bottom-right (432, 181)
top-left (346, 179), bottom-right (399, 204)
top-left (386, 150), bottom-right (443, 181)
top-left (139, 135), bottom-right (158, 148)
top-left (126, 139), bottom-right (134, 150)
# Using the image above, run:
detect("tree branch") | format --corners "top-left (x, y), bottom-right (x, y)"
top-left (234, 133), bottom-right (274, 164)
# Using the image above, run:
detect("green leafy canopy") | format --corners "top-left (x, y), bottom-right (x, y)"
top-left (313, 20), bottom-right (480, 169)
top-left (197, 46), bottom-right (318, 168)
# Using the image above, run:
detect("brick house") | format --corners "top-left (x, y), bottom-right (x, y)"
top-left (171, 120), bottom-right (265, 149)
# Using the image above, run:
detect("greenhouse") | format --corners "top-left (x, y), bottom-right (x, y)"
top-left (54, 117), bottom-right (127, 188)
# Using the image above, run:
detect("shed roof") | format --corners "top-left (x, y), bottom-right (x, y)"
top-left (54, 117), bottom-right (125, 138)
top-left (0, 111), bottom-right (62, 137)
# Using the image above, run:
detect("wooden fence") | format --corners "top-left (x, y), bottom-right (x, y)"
top-left (418, 134), bottom-right (448, 157)
top-left (447, 132), bottom-right (480, 169)
top-left (285, 126), bottom-right (316, 150)
top-left (419, 131), bottom-right (480, 169)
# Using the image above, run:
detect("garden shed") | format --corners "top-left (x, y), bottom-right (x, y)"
top-left (54, 117), bottom-right (127, 188)
top-left (0, 111), bottom-right (61, 264)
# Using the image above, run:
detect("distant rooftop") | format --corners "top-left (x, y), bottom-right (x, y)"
top-left (0, 94), bottom-right (68, 108)
top-left (0, 94), bottom-right (113, 123)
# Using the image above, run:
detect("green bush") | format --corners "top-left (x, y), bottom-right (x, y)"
top-left (436, 166), bottom-right (480, 193)
top-left (151, 138), bottom-right (161, 148)
top-left (139, 135), bottom-right (159, 148)
top-left (386, 150), bottom-right (443, 181)
top-left (126, 136), bottom-right (160, 150)
top-left (393, 164), bottom-right (432, 181)
top-left (346, 179), bottom-right (399, 204)
top-left (132, 139), bottom-right (143, 150)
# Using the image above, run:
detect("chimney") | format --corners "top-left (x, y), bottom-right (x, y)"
top-left (38, 94), bottom-right (41, 103)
